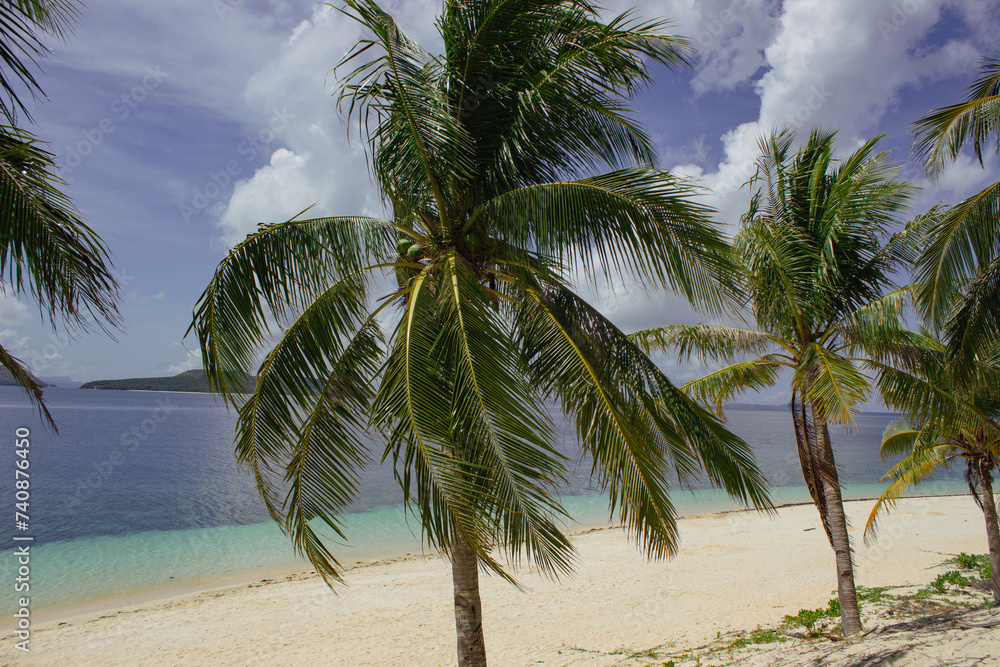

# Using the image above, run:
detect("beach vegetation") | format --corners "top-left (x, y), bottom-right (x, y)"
top-left (632, 127), bottom-right (916, 636)
top-left (0, 0), bottom-right (121, 429)
top-left (188, 1), bottom-right (772, 665)
top-left (864, 52), bottom-right (1000, 607)
top-left (864, 326), bottom-right (1000, 604)
top-left (930, 571), bottom-right (969, 592)
top-left (952, 552), bottom-right (988, 570)
top-left (783, 598), bottom-right (841, 634)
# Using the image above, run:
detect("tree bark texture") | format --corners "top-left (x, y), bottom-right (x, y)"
top-left (793, 397), bottom-right (863, 636)
top-left (452, 537), bottom-right (488, 667)
top-left (976, 463), bottom-right (1000, 604)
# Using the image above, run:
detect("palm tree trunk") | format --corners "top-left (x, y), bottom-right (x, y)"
top-left (452, 536), bottom-right (488, 667)
top-left (812, 407), bottom-right (863, 636)
top-left (976, 462), bottom-right (1000, 604)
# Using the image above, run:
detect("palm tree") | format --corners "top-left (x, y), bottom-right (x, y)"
top-left (865, 327), bottom-right (1000, 602)
top-left (190, 2), bottom-right (771, 665)
top-left (0, 0), bottom-right (121, 429)
top-left (912, 53), bottom-right (1000, 371)
top-left (632, 128), bottom-right (915, 636)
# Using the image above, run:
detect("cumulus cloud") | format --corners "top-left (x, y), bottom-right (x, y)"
top-left (165, 344), bottom-right (202, 375)
top-left (0, 329), bottom-right (31, 356)
top-left (664, 0), bottom-right (989, 231)
top-left (215, 2), bottom-right (441, 245)
top-left (0, 293), bottom-right (30, 326)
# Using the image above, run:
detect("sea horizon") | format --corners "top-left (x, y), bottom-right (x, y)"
top-left (0, 386), bottom-right (968, 617)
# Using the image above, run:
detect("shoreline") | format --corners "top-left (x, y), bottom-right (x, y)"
top-left (2, 494), bottom-right (988, 665)
top-left (7, 492), bottom-right (970, 631)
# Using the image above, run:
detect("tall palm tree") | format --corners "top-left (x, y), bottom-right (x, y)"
top-left (632, 128), bottom-right (915, 636)
top-left (865, 328), bottom-right (1000, 602)
top-left (0, 0), bottom-right (121, 428)
top-left (190, 2), bottom-right (771, 665)
top-left (912, 53), bottom-right (1000, 371)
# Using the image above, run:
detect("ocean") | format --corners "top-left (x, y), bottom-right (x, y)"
top-left (0, 386), bottom-right (968, 616)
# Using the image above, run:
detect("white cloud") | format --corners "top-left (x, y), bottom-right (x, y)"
top-left (0, 293), bottom-right (30, 326)
top-left (166, 344), bottom-right (202, 375)
top-left (666, 0), bottom-right (985, 232)
top-left (0, 329), bottom-right (31, 355)
top-left (933, 154), bottom-right (997, 200)
top-left (215, 2), bottom-right (442, 245)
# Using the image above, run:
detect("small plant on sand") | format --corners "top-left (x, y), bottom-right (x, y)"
top-left (784, 598), bottom-right (841, 633)
top-left (948, 553), bottom-right (993, 581)
top-left (953, 552), bottom-right (986, 570)
top-left (856, 586), bottom-right (890, 604)
top-left (930, 571), bottom-right (969, 592)
top-left (727, 627), bottom-right (788, 649)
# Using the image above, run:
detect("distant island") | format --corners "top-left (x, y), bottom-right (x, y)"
top-left (80, 369), bottom-right (254, 393)
top-left (0, 366), bottom-right (49, 387)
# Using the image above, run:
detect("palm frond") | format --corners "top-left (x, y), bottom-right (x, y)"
top-left (912, 53), bottom-right (1000, 174)
top-left (235, 283), bottom-right (384, 583)
top-left (864, 429), bottom-right (949, 543)
top-left (514, 278), bottom-right (772, 559)
top-left (834, 288), bottom-right (913, 356)
top-left (0, 126), bottom-right (120, 334)
top-left (372, 256), bottom-right (575, 580)
top-left (188, 214), bottom-right (391, 401)
top-left (0, 0), bottom-right (80, 124)
top-left (0, 341), bottom-right (54, 428)
top-left (630, 324), bottom-right (781, 364)
top-left (913, 180), bottom-right (1000, 330)
top-left (338, 0), bottom-right (474, 226)
top-left (679, 358), bottom-right (784, 416)
top-left (437, 252), bottom-right (573, 575)
top-left (795, 343), bottom-right (868, 427)
top-left (945, 249), bottom-right (1000, 374)
top-left (475, 168), bottom-right (733, 313)
top-left (440, 1), bottom-right (692, 195)
top-left (878, 419), bottom-right (919, 458)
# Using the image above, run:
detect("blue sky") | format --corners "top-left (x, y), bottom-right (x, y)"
top-left (2, 0), bottom-right (998, 405)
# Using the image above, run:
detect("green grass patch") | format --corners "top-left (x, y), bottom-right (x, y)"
top-left (856, 585), bottom-right (891, 604)
top-left (930, 570), bottom-right (969, 592)
top-left (946, 553), bottom-right (992, 581)
top-left (783, 598), bottom-right (840, 632)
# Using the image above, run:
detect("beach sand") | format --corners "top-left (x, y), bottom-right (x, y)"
top-left (2, 494), bottom-right (996, 665)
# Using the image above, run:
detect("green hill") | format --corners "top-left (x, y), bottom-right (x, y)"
top-left (0, 366), bottom-right (48, 387)
top-left (79, 369), bottom-right (253, 393)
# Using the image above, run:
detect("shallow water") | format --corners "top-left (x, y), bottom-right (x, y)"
top-left (0, 387), bottom-right (968, 612)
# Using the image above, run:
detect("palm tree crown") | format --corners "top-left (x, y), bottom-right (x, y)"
top-left (866, 327), bottom-right (1000, 601)
top-left (632, 127), bottom-right (916, 636)
top-left (192, 2), bottom-right (771, 664)
top-left (911, 53), bottom-right (1000, 370)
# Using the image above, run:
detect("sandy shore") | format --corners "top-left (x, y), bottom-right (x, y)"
top-left (2, 494), bottom-right (995, 665)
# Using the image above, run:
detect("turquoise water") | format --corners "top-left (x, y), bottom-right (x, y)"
top-left (0, 388), bottom-right (972, 614)
top-left (6, 483), bottom-right (971, 613)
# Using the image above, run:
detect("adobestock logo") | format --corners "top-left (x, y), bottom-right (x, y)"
top-left (178, 108), bottom-right (296, 224)
top-left (62, 66), bottom-right (169, 174)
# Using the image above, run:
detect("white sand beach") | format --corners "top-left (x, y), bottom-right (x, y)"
top-left (3, 494), bottom-right (997, 666)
